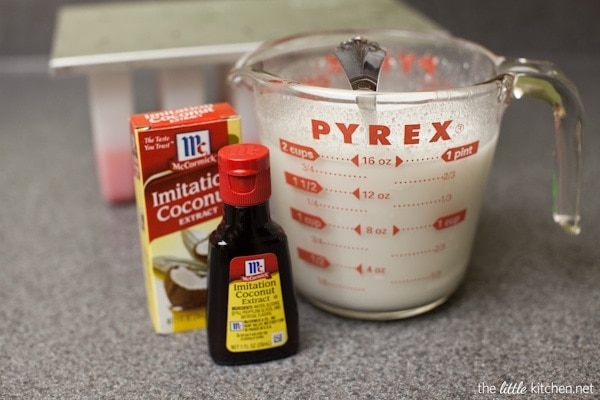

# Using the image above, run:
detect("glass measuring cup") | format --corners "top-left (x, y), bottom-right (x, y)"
top-left (229, 29), bottom-right (583, 320)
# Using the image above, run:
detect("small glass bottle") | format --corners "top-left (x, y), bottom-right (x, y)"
top-left (207, 143), bottom-right (299, 365)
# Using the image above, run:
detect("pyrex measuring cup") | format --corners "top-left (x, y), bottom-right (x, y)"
top-left (229, 29), bottom-right (583, 320)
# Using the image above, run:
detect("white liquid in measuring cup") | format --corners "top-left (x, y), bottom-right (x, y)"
top-left (258, 94), bottom-right (500, 318)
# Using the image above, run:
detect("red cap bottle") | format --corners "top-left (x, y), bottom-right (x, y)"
top-left (217, 143), bottom-right (271, 206)
top-left (208, 142), bottom-right (299, 365)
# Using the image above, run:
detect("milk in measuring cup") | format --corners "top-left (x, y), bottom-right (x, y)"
top-left (258, 94), bottom-right (500, 316)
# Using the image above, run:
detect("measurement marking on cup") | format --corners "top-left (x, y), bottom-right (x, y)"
top-left (331, 263), bottom-right (355, 271)
top-left (404, 156), bottom-right (437, 163)
top-left (351, 224), bottom-right (431, 234)
top-left (312, 235), bottom-right (369, 251)
top-left (290, 207), bottom-right (327, 229)
top-left (324, 188), bottom-right (353, 195)
top-left (355, 264), bottom-right (386, 275)
top-left (441, 140), bottom-right (479, 162)
top-left (321, 154), bottom-right (350, 162)
top-left (352, 188), bottom-right (392, 200)
top-left (297, 247), bottom-right (330, 268)
top-left (395, 170), bottom-right (456, 185)
top-left (284, 171), bottom-right (323, 193)
top-left (397, 224), bottom-right (431, 232)
top-left (314, 169), bottom-right (367, 179)
top-left (319, 261), bottom-right (386, 275)
top-left (307, 198), bottom-right (368, 213)
top-left (354, 224), bottom-right (401, 235)
top-left (392, 243), bottom-right (446, 258)
top-left (349, 153), bottom-right (456, 166)
top-left (297, 247), bottom-right (366, 273)
top-left (350, 154), bottom-right (403, 167)
top-left (317, 277), bottom-right (365, 292)
top-left (329, 262), bottom-right (360, 271)
top-left (391, 270), bottom-right (442, 284)
top-left (394, 193), bottom-right (452, 208)
top-left (395, 176), bottom-right (441, 185)
top-left (291, 216), bottom-right (429, 235)
top-left (279, 138), bottom-right (320, 161)
top-left (329, 223), bottom-right (358, 231)
top-left (433, 209), bottom-right (467, 230)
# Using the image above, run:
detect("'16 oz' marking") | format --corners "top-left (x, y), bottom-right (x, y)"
top-left (351, 155), bottom-right (404, 167)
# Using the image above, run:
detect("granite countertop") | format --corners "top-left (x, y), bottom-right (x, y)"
top-left (1, 17), bottom-right (599, 400)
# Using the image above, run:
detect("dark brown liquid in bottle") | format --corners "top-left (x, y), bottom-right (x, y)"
top-left (207, 202), bottom-right (299, 365)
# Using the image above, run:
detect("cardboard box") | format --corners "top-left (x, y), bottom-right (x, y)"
top-left (130, 103), bottom-right (241, 333)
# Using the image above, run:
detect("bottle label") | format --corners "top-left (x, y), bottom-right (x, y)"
top-left (226, 253), bottom-right (288, 353)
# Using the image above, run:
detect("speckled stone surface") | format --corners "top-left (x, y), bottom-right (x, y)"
top-left (1, 17), bottom-right (599, 400)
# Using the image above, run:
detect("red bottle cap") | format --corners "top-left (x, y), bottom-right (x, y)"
top-left (218, 143), bottom-right (271, 206)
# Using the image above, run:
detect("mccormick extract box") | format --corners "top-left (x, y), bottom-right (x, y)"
top-left (130, 103), bottom-right (241, 334)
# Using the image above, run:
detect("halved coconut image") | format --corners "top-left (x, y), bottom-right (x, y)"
top-left (181, 229), bottom-right (209, 263)
top-left (153, 256), bottom-right (207, 275)
top-left (164, 265), bottom-right (208, 310)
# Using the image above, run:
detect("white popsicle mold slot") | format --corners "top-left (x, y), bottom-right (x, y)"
top-left (158, 66), bottom-right (206, 110)
top-left (88, 72), bottom-right (135, 203)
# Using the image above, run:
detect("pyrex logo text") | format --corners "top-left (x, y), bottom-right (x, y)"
top-left (245, 258), bottom-right (266, 277)
top-left (311, 119), bottom-right (453, 145)
top-left (176, 130), bottom-right (210, 162)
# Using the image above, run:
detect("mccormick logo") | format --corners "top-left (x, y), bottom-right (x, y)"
top-left (245, 258), bottom-right (266, 276)
top-left (176, 130), bottom-right (211, 161)
top-left (230, 321), bottom-right (244, 331)
top-left (172, 130), bottom-right (216, 171)
top-left (242, 258), bottom-right (270, 281)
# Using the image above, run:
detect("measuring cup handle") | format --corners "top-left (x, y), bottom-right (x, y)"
top-left (498, 57), bottom-right (584, 235)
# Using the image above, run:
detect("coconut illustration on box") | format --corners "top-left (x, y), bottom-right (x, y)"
top-left (151, 229), bottom-right (211, 310)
